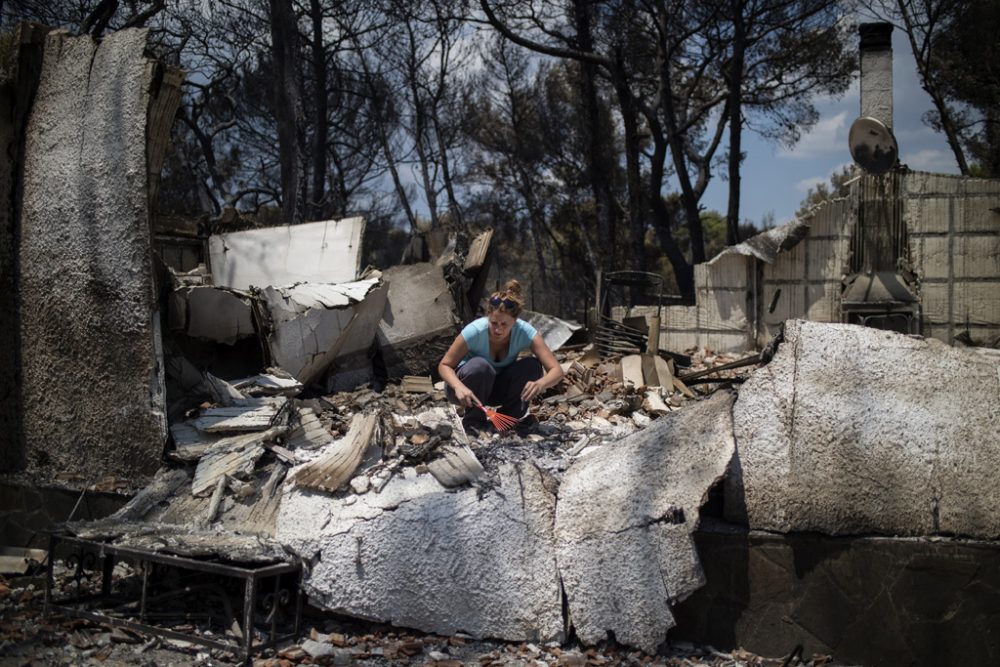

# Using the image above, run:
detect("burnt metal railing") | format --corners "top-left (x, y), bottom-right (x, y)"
top-left (44, 532), bottom-right (301, 665)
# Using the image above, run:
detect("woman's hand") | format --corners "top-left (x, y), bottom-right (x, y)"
top-left (454, 384), bottom-right (478, 408)
top-left (520, 379), bottom-right (545, 403)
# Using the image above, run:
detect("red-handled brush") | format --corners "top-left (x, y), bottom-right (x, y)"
top-left (473, 398), bottom-right (519, 432)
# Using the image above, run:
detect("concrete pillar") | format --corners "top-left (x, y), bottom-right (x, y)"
top-left (859, 22), bottom-right (893, 129)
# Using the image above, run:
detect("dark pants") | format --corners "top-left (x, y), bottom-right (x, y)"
top-left (446, 357), bottom-right (543, 422)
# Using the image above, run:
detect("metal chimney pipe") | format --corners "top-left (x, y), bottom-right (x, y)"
top-left (859, 22), bottom-right (893, 130)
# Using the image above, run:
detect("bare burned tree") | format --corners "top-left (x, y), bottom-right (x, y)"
top-left (480, 0), bottom-right (724, 293)
top-left (714, 0), bottom-right (854, 245)
top-left (269, 0), bottom-right (306, 224)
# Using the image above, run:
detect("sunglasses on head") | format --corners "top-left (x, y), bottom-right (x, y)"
top-left (489, 295), bottom-right (518, 310)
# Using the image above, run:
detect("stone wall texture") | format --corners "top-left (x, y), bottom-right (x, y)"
top-left (729, 319), bottom-right (1000, 538)
top-left (17, 29), bottom-right (168, 480)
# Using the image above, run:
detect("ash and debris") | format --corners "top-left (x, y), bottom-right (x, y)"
top-left (0, 562), bottom-right (842, 667)
top-left (1, 346), bottom-right (770, 666)
top-left (286, 343), bottom-right (756, 495)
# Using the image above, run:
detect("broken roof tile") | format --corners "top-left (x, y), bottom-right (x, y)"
top-left (191, 397), bottom-right (288, 434)
top-left (291, 412), bottom-right (379, 493)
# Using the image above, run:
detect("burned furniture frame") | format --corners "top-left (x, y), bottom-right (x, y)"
top-left (595, 271), bottom-right (664, 357)
top-left (44, 532), bottom-right (301, 665)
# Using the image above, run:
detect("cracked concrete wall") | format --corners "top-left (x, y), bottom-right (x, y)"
top-left (555, 391), bottom-right (737, 654)
top-left (277, 462), bottom-right (564, 643)
top-left (274, 394), bottom-right (737, 650)
top-left (17, 29), bottom-right (171, 480)
top-left (729, 319), bottom-right (1000, 538)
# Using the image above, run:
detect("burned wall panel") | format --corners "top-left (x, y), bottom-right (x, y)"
top-left (377, 263), bottom-right (461, 379)
top-left (208, 216), bottom-right (365, 290)
top-left (904, 173), bottom-right (1000, 342)
top-left (806, 236), bottom-right (850, 283)
top-left (17, 29), bottom-right (172, 480)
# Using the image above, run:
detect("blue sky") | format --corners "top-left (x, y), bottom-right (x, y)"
top-left (701, 28), bottom-right (962, 228)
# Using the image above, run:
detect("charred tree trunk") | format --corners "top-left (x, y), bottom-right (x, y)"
top-left (308, 0), bottom-right (329, 220)
top-left (610, 57), bottom-right (645, 272)
top-left (572, 0), bottom-right (614, 278)
top-left (269, 0), bottom-right (307, 224)
top-left (725, 0), bottom-right (745, 246)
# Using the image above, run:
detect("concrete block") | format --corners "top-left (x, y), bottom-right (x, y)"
top-left (698, 253), bottom-right (748, 290)
top-left (555, 392), bottom-right (736, 654)
top-left (964, 178), bottom-right (1000, 195)
top-left (729, 320), bottom-right (1000, 539)
top-left (904, 196), bottom-right (954, 235)
top-left (952, 282), bottom-right (1000, 326)
top-left (906, 195), bottom-right (1000, 235)
top-left (910, 236), bottom-right (947, 280)
top-left (277, 462), bottom-right (563, 643)
top-left (378, 263), bottom-right (461, 378)
top-left (919, 283), bottom-right (951, 325)
top-left (805, 198), bottom-right (854, 238)
top-left (805, 282), bottom-right (841, 323)
top-left (912, 235), bottom-right (1000, 280)
top-left (902, 171), bottom-right (963, 197)
top-left (261, 277), bottom-right (386, 386)
top-left (18, 29), bottom-right (173, 481)
top-left (762, 284), bottom-right (807, 326)
top-left (763, 241), bottom-right (807, 282)
top-left (961, 196), bottom-right (1000, 233)
top-left (209, 216), bottom-right (365, 290)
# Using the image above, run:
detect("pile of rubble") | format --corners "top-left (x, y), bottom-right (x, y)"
top-left (42, 332), bottom-right (752, 659)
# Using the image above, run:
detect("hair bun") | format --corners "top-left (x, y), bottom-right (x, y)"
top-left (503, 279), bottom-right (523, 298)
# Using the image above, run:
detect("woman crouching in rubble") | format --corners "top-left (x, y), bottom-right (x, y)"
top-left (438, 280), bottom-right (563, 433)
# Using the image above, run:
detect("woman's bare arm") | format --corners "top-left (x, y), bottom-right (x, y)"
top-left (437, 335), bottom-right (478, 406)
top-left (520, 333), bottom-right (564, 403)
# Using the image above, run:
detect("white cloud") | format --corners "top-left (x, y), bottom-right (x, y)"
top-left (795, 176), bottom-right (827, 193)
top-left (779, 110), bottom-right (850, 159)
top-left (794, 161), bottom-right (854, 194)
top-left (901, 148), bottom-right (959, 173)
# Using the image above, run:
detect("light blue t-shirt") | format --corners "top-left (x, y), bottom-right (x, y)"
top-left (460, 317), bottom-right (538, 369)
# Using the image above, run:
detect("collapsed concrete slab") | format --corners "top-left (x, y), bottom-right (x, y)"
top-left (377, 263), bottom-right (461, 379)
top-left (729, 319), bottom-right (1000, 539)
top-left (16, 28), bottom-right (180, 480)
top-left (209, 216), bottom-right (365, 290)
top-left (555, 391), bottom-right (737, 654)
top-left (276, 462), bottom-right (564, 643)
top-left (258, 276), bottom-right (387, 387)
